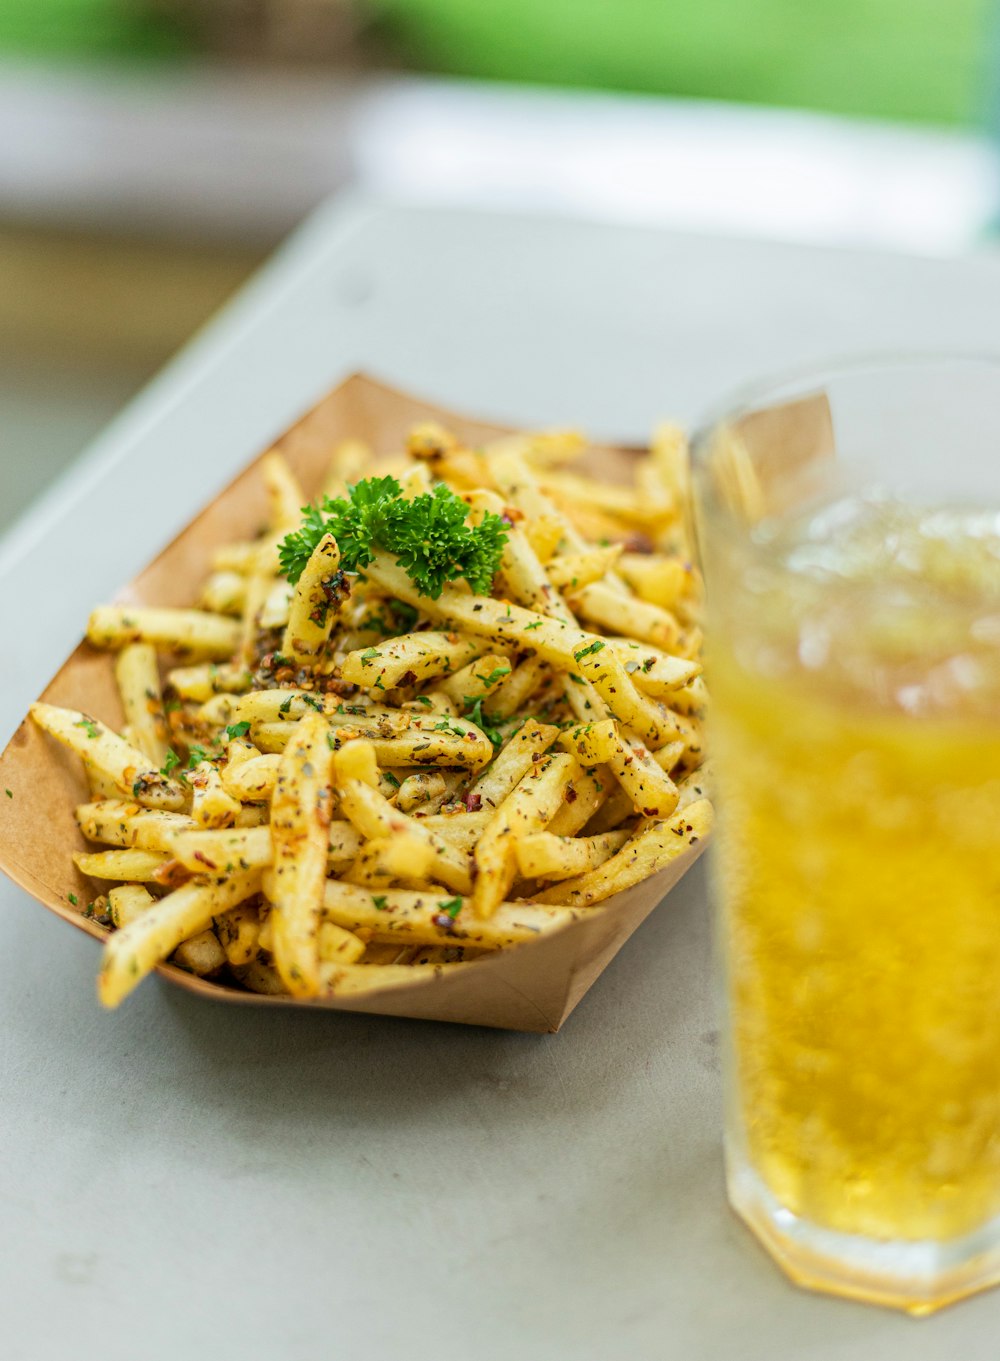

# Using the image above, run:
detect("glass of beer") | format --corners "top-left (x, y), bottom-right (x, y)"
top-left (692, 357), bottom-right (1000, 1314)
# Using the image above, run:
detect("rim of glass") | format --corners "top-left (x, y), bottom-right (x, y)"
top-left (690, 349), bottom-right (1000, 457)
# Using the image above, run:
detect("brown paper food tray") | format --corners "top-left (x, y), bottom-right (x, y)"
top-left (0, 374), bottom-right (706, 1033)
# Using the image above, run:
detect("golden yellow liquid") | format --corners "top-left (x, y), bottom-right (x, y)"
top-left (710, 499), bottom-right (1000, 1244)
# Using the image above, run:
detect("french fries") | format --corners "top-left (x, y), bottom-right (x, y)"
top-left (32, 409), bottom-right (709, 1007)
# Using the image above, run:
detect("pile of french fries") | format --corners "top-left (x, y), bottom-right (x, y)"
top-left (31, 422), bottom-right (712, 1008)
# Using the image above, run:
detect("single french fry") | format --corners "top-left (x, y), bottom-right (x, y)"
top-left (87, 606), bottom-right (241, 661)
top-left (343, 833), bottom-right (436, 888)
top-left (472, 752), bottom-right (579, 918)
top-left (340, 631), bottom-right (494, 689)
top-left (235, 958), bottom-right (288, 995)
top-left (545, 545), bottom-right (623, 591)
top-left (605, 640), bottom-right (700, 698)
top-left (166, 662), bottom-right (251, 702)
top-left (199, 570), bottom-right (248, 616)
top-left (85, 761), bottom-right (121, 799)
top-left (99, 868), bottom-right (263, 1007)
top-left (521, 514), bottom-right (565, 563)
top-left (169, 824), bottom-right (273, 874)
top-left (282, 532), bottom-right (348, 663)
top-left (265, 713), bottom-right (335, 997)
top-left (76, 800), bottom-right (196, 851)
top-left (514, 829), bottom-right (629, 881)
top-left (395, 772), bottom-right (448, 814)
top-left (214, 900), bottom-right (261, 966)
top-left (417, 810), bottom-right (492, 852)
top-left (467, 719), bottom-right (559, 810)
top-left (546, 767), bottom-right (612, 837)
top-left (261, 451), bottom-right (305, 532)
top-left (74, 847), bottom-right (171, 881)
top-left (535, 799), bottom-right (712, 906)
top-left (618, 553), bottom-right (694, 610)
top-left (188, 760), bottom-right (240, 828)
top-left (667, 675), bottom-right (709, 720)
top-left (482, 655), bottom-right (549, 719)
top-left (583, 783), bottom-right (637, 836)
top-left (568, 582), bottom-right (680, 652)
top-left (108, 884), bottom-right (154, 929)
top-left (676, 763), bottom-right (713, 811)
top-left (258, 580), bottom-right (293, 630)
top-left (219, 753), bottom-right (280, 802)
top-left (172, 929), bottom-right (227, 977)
top-left (436, 654), bottom-right (512, 707)
top-left (323, 881), bottom-right (583, 950)
top-left (210, 541), bottom-right (260, 574)
top-left (31, 704), bottom-right (186, 810)
top-left (317, 921), bottom-right (367, 964)
top-left (114, 643), bottom-right (169, 767)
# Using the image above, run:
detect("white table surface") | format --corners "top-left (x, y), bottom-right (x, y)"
top-left (4, 197), bottom-right (1000, 1361)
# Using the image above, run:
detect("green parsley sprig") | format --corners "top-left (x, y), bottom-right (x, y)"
top-left (278, 476), bottom-right (508, 601)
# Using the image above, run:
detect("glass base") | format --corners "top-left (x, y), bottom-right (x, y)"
top-left (727, 1152), bottom-right (1000, 1316)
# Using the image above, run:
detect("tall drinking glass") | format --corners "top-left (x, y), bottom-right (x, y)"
top-left (692, 357), bottom-right (1000, 1314)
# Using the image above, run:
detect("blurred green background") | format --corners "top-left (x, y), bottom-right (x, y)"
top-left (1, 0), bottom-right (994, 533)
top-left (0, 0), bottom-right (990, 126)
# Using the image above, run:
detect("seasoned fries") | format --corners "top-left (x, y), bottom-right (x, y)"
top-left (31, 412), bottom-right (709, 1007)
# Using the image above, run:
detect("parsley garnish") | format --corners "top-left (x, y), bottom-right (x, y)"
top-left (414, 695), bottom-right (432, 707)
top-left (225, 721), bottom-right (251, 740)
top-left (187, 746), bottom-right (210, 769)
top-left (373, 895), bottom-right (388, 911)
top-left (382, 772), bottom-right (401, 789)
top-left (278, 696), bottom-right (293, 715)
top-left (524, 621), bottom-right (542, 631)
top-left (476, 666), bottom-right (510, 688)
top-left (359, 648), bottom-right (380, 668)
top-left (278, 476), bottom-right (508, 600)
top-left (462, 696), bottom-right (504, 748)
top-left (160, 750), bottom-right (181, 778)
top-left (67, 893), bottom-right (78, 906)
top-left (4, 788), bottom-right (11, 799)
top-left (574, 640), bottom-right (605, 662)
top-left (438, 897), bottom-right (463, 920)
top-left (74, 717), bottom-right (100, 740)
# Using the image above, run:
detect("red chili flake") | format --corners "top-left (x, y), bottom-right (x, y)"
top-left (464, 792), bottom-right (482, 812)
top-left (399, 670), bottom-right (418, 687)
top-left (565, 787), bottom-right (578, 803)
top-left (193, 850), bottom-right (217, 870)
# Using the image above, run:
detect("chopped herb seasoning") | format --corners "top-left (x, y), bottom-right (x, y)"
top-left (67, 893), bottom-right (78, 906)
top-left (476, 665), bottom-right (511, 688)
top-left (225, 721), bottom-right (251, 740)
top-left (574, 640), bottom-right (605, 662)
top-left (382, 772), bottom-right (401, 789)
top-left (373, 895), bottom-right (388, 910)
top-left (74, 717), bottom-right (100, 740)
top-left (359, 648), bottom-right (380, 668)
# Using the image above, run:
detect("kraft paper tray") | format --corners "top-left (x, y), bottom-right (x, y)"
top-left (0, 374), bottom-right (706, 1033)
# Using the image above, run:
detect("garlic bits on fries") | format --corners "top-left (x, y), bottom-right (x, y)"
top-left (30, 418), bottom-right (711, 1008)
